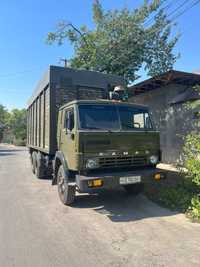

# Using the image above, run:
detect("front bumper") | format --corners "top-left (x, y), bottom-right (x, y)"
top-left (76, 167), bottom-right (164, 193)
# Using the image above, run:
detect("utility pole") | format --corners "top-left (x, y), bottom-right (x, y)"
top-left (60, 58), bottom-right (68, 68)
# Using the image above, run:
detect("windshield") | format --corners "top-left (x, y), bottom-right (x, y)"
top-left (78, 104), bottom-right (120, 130)
top-left (78, 104), bottom-right (153, 131)
top-left (118, 106), bottom-right (153, 130)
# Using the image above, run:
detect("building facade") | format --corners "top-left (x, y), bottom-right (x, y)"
top-left (129, 70), bottom-right (200, 164)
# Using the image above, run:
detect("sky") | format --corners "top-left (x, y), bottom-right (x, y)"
top-left (0, 0), bottom-right (200, 110)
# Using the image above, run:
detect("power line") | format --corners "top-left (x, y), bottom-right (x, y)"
top-left (170, 0), bottom-right (200, 22)
top-left (144, 0), bottom-right (178, 27)
top-left (165, 0), bottom-right (189, 19)
top-left (144, 0), bottom-right (199, 29)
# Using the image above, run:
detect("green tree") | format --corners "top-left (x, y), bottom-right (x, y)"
top-left (0, 104), bottom-right (9, 142)
top-left (183, 85), bottom-right (200, 221)
top-left (47, 0), bottom-right (179, 83)
top-left (183, 85), bottom-right (200, 184)
top-left (8, 109), bottom-right (27, 143)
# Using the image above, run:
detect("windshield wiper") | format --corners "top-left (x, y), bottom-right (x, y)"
top-left (84, 126), bottom-right (104, 130)
top-left (84, 127), bottom-right (114, 132)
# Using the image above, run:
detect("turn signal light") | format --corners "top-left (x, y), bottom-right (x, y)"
top-left (154, 173), bottom-right (161, 180)
top-left (88, 179), bottom-right (103, 188)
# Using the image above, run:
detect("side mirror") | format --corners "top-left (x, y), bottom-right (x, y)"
top-left (64, 110), bottom-right (74, 133)
top-left (68, 112), bottom-right (74, 131)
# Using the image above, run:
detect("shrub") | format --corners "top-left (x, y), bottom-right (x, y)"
top-left (182, 133), bottom-right (200, 220)
top-left (187, 195), bottom-right (200, 221)
top-left (158, 185), bottom-right (193, 212)
top-left (183, 134), bottom-right (200, 186)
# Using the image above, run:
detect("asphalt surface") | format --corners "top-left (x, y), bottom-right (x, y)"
top-left (0, 144), bottom-right (200, 267)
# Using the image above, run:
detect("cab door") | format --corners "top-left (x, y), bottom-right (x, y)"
top-left (60, 107), bottom-right (76, 170)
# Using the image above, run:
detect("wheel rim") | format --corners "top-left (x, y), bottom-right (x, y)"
top-left (35, 158), bottom-right (38, 175)
top-left (31, 154), bottom-right (35, 172)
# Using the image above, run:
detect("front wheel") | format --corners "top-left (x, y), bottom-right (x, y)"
top-left (123, 183), bottom-right (144, 195)
top-left (57, 165), bottom-right (75, 205)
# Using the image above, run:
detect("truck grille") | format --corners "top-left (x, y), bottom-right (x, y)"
top-left (99, 155), bottom-right (147, 168)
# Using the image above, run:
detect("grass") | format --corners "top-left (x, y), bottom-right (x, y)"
top-left (143, 170), bottom-right (200, 222)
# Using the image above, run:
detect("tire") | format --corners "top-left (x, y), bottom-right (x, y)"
top-left (31, 152), bottom-right (36, 174)
top-left (35, 152), bottom-right (46, 179)
top-left (57, 165), bottom-right (75, 205)
top-left (124, 183), bottom-right (144, 195)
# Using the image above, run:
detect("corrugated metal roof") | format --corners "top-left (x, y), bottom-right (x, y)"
top-left (129, 70), bottom-right (200, 96)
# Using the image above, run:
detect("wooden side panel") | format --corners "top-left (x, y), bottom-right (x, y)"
top-left (55, 86), bottom-right (76, 108)
top-left (31, 104), bottom-right (34, 146)
top-left (44, 87), bottom-right (50, 150)
top-left (28, 109), bottom-right (30, 145)
top-left (27, 86), bottom-right (50, 153)
top-left (29, 105), bottom-right (32, 145)
top-left (40, 92), bottom-right (44, 148)
top-left (32, 103), bottom-right (35, 146)
top-left (78, 87), bottom-right (104, 100)
top-left (34, 99), bottom-right (37, 147)
top-left (37, 97), bottom-right (40, 147)
top-left (28, 109), bottom-right (31, 145)
top-left (27, 109), bottom-right (29, 145)
top-left (35, 100), bottom-right (37, 146)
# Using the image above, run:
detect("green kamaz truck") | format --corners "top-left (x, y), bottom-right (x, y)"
top-left (27, 66), bottom-right (163, 205)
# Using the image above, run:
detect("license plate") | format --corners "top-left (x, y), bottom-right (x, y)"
top-left (120, 176), bottom-right (141, 185)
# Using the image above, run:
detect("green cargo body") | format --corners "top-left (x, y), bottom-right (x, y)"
top-left (27, 66), bottom-right (125, 155)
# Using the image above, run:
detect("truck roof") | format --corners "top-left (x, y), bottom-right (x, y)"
top-left (59, 99), bottom-right (149, 110)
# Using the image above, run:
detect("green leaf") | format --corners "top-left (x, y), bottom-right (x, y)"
top-left (47, 1), bottom-right (179, 84)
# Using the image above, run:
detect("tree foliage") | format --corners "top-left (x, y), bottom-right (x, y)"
top-left (183, 86), bottom-right (200, 186)
top-left (182, 85), bottom-right (200, 221)
top-left (7, 109), bottom-right (27, 142)
top-left (0, 105), bottom-right (26, 145)
top-left (0, 104), bottom-right (9, 142)
top-left (47, 0), bottom-right (179, 83)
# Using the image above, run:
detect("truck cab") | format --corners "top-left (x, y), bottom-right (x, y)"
top-left (54, 100), bottom-right (162, 205)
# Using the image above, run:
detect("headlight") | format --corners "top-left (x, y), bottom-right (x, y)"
top-left (149, 155), bottom-right (158, 165)
top-left (86, 159), bottom-right (99, 169)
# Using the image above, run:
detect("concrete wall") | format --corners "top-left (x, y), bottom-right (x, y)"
top-left (129, 83), bottom-right (198, 164)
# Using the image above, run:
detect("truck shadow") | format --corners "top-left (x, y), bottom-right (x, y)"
top-left (72, 189), bottom-right (178, 222)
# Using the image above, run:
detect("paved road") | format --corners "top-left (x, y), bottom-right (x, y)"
top-left (0, 144), bottom-right (200, 267)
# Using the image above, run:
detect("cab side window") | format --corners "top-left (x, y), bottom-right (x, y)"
top-left (64, 109), bottom-right (74, 131)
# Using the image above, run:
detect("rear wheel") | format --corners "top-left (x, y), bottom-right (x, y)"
top-left (35, 152), bottom-right (46, 179)
top-left (124, 183), bottom-right (144, 195)
top-left (57, 165), bottom-right (75, 205)
top-left (30, 152), bottom-right (36, 174)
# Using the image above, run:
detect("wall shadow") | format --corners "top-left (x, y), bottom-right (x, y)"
top-left (0, 147), bottom-right (24, 157)
top-left (0, 153), bottom-right (17, 156)
top-left (0, 149), bottom-right (23, 153)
